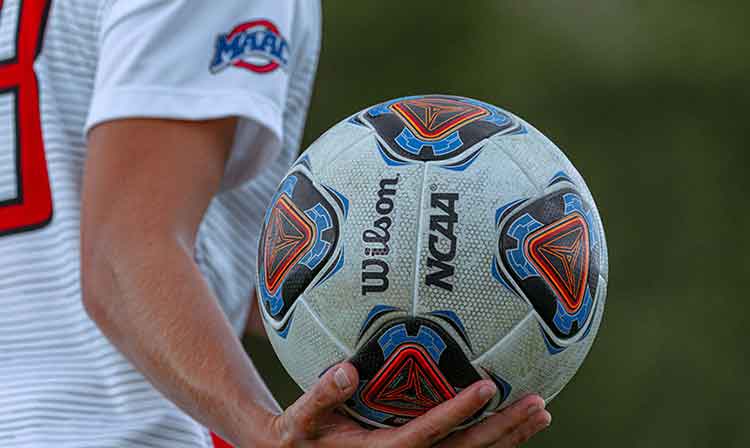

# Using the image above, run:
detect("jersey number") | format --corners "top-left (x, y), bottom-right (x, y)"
top-left (0, 0), bottom-right (53, 236)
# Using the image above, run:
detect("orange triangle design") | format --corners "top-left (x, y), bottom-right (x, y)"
top-left (390, 97), bottom-right (490, 141)
top-left (264, 194), bottom-right (315, 294)
top-left (361, 344), bottom-right (456, 417)
top-left (526, 214), bottom-right (590, 313)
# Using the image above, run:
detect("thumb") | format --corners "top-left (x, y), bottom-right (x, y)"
top-left (283, 362), bottom-right (359, 437)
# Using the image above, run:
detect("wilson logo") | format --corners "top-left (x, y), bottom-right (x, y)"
top-left (425, 193), bottom-right (458, 291)
top-left (361, 176), bottom-right (399, 295)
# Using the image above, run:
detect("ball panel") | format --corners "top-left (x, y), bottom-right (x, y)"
top-left (490, 125), bottom-right (572, 194)
top-left (413, 149), bottom-right (535, 357)
top-left (303, 136), bottom-right (425, 349)
top-left (263, 299), bottom-right (349, 391)
top-left (475, 273), bottom-right (607, 409)
top-left (472, 312), bottom-right (545, 408)
top-left (308, 138), bottom-right (423, 347)
top-left (300, 118), bottom-right (373, 173)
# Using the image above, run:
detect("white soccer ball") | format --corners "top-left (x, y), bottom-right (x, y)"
top-left (256, 95), bottom-right (608, 428)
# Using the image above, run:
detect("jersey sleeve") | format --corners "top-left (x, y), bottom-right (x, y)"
top-left (85, 0), bottom-right (296, 189)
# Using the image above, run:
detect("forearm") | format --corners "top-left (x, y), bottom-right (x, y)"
top-left (82, 232), bottom-right (280, 446)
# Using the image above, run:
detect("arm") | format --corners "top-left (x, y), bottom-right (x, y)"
top-left (81, 118), bottom-right (280, 445)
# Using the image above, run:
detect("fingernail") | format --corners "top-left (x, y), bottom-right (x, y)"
top-left (479, 383), bottom-right (497, 402)
top-left (526, 402), bottom-right (545, 417)
top-left (334, 367), bottom-right (352, 390)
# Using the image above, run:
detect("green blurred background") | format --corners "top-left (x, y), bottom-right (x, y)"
top-left (245, 2), bottom-right (749, 446)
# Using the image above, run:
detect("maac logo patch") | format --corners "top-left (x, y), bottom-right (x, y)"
top-left (210, 20), bottom-right (289, 74)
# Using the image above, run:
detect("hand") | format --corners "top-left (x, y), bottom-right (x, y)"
top-left (267, 362), bottom-right (551, 448)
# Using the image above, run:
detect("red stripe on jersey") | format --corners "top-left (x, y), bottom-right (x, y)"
top-left (211, 432), bottom-right (234, 448)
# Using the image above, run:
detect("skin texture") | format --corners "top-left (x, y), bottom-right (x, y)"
top-left (81, 118), bottom-right (551, 447)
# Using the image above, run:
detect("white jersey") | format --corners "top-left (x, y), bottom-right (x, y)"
top-left (0, 0), bottom-right (320, 446)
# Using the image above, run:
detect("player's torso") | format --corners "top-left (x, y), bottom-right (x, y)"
top-left (0, 0), bottom-right (320, 446)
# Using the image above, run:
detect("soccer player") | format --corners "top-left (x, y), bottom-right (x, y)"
top-left (0, 0), bottom-right (551, 446)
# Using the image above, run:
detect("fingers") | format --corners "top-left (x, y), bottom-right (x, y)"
top-left (385, 380), bottom-right (497, 448)
top-left (436, 394), bottom-right (550, 448)
top-left (282, 363), bottom-right (359, 438)
top-left (498, 408), bottom-right (551, 447)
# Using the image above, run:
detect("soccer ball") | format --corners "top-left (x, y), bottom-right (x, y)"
top-left (256, 95), bottom-right (608, 428)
